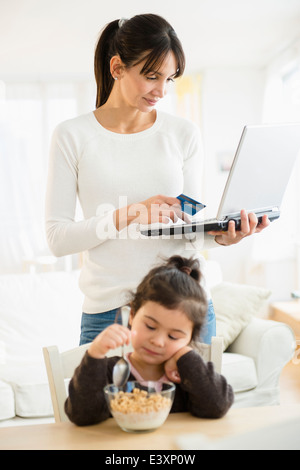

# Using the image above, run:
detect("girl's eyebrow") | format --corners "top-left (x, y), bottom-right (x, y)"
top-left (144, 315), bottom-right (187, 335)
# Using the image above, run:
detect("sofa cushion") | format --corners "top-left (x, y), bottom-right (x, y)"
top-left (212, 282), bottom-right (271, 350)
top-left (13, 381), bottom-right (53, 418)
top-left (0, 270), bottom-right (83, 420)
top-left (0, 380), bottom-right (15, 421)
top-left (0, 363), bottom-right (72, 418)
top-left (0, 270), bottom-right (83, 365)
top-left (0, 364), bottom-right (53, 418)
top-left (222, 352), bottom-right (258, 393)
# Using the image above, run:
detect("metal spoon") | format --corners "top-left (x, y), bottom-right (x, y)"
top-left (112, 306), bottom-right (131, 387)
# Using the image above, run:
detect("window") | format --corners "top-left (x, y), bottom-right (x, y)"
top-left (253, 60), bottom-right (300, 266)
top-left (0, 82), bottom-right (92, 273)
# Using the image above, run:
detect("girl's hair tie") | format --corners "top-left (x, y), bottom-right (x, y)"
top-left (180, 266), bottom-right (192, 276)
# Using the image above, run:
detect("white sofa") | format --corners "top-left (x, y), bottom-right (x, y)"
top-left (0, 263), bottom-right (295, 426)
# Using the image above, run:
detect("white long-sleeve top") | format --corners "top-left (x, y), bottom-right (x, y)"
top-left (45, 110), bottom-right (218, 313)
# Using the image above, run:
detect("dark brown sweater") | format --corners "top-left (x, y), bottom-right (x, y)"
top-left (65, 350), bottom-right (234, 426)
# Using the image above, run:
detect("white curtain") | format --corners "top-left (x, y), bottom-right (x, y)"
top-left (0, 81), bottom-right (94, 273)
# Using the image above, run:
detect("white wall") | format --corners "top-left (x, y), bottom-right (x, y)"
top-left (200, 66), bottom-right (299, 301)
top-left (200, 68), bottom-right (265, 280)
top-left (201, 67), bottom-right (265, 215)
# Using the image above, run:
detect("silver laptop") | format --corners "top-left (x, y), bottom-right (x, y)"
top-left (141, 123), bottom-right (300, 237)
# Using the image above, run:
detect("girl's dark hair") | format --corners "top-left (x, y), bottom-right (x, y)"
top-left (94, 13), bottom-right (185, 107)
top-left (130, 256), bottom-right (207, 341)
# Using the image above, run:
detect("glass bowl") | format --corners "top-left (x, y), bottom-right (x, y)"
top-left (104, 381), bottom-right (175, 433)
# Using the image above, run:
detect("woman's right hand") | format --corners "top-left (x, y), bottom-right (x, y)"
top-left (88, 324), bottom-right (131, 359)
top-left (113, 194), bottom-right (187, 231)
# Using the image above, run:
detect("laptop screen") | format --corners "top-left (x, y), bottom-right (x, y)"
top-left (217, 124), bottom-right (300, 219)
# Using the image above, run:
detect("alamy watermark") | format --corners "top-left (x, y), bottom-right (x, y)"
top-left (95, 196), bottom-right (206, 249)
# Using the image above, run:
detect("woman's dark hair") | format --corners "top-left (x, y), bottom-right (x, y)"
top-left (130, 256), bottom-right (207, 341)
top-left (94, 13), bottom-right (185, 107)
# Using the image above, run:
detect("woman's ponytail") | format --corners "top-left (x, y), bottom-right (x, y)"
top-left (94, 19), bottom-right (119, 108)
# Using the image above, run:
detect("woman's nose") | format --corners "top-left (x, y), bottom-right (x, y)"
top-left (154, 81), bottom-right (167, 99)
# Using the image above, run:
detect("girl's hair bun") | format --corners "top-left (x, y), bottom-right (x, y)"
top-left (129, 254), bottom-right (206, 341)
top-left (165, 255), bottom-right (201, 282)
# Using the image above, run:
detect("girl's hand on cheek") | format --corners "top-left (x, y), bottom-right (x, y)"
top-left (164, 346), bottom-right (192, 384)
top-left (164, 355), bottom-right (181, 383)
top-left (88, 324), bottom-right (131, 359)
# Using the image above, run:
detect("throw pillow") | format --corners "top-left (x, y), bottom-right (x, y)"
top-left (211, 282), bottom-right (271, 350)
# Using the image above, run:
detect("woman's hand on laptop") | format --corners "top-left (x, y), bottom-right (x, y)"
top-left (209, 209), bottom-right (270, 246)
top-left (113, 195), bottom-right (188, 230)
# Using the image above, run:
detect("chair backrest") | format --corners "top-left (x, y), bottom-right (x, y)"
top-left (43, 343), bottom-right (90, 422)
top-left (192, 337), bottom-right (223, 374)
top-left (43, 337), bottom-right (223, 423)
top-left (42, 343), bottom-right (131, 423)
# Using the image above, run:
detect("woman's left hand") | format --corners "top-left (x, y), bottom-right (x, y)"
top-left (208, 209), bottom-right (270, 247)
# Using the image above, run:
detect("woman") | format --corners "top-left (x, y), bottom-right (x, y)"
top-left (45, 14), bottom-right (269, 346)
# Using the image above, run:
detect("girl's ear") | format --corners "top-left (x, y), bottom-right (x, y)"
top-left (129, 307), bottom-right (134, 327)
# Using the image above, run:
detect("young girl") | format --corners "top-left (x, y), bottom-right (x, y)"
top-left (65, 256), bottom-right (234, 426)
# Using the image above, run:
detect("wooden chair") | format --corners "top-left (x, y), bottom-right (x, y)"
top-left (43, 337), bottom-right (223, 423)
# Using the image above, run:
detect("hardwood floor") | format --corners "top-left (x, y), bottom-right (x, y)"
top-left (280, 360), bottom-right (300, 404)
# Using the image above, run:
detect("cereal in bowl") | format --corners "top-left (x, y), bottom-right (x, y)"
top-left (109, 387), bottom-right (173, 432)
top-left (110, 387), bottom-right (171, 414)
